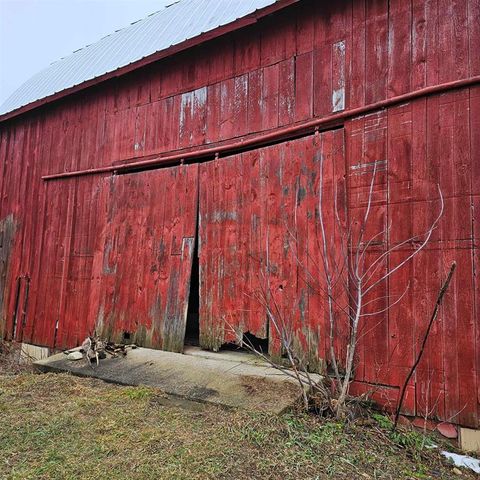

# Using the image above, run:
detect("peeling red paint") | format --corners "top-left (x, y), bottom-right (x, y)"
top-left (0, 0), bottom-right (479, 429)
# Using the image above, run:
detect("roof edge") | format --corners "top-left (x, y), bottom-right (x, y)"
top-left (0, 0), bottom-right (299, 124)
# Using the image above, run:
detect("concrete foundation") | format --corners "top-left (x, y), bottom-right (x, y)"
top-left (34, 346), bottom-right (321, 414)
top-left (20, 343), bottom-right (50, 362)
top-left (460, 427), bottom-right (480, 453)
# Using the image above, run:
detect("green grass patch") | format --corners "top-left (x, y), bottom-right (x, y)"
top-left (0, 373), bottom-right (471, 480)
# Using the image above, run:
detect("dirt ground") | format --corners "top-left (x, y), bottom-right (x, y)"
top-left (0, 370), bottom-right (475, 480)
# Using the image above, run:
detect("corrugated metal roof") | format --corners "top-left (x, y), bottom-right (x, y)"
top-left (0, 0), bottom-right (279, 116)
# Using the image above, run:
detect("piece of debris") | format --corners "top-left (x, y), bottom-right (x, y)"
top-left (441, 451), bottom-right (480, 474)
top-left (412, 417), bottom-right (437, 431)
top-left (64, 334), bottom-right (137, 368)
top-left (452, 467), bottom-right (463, 475)
top-left (437, 422), bottom-right (458, 439)
top-left (66, 351), bottom-right (83, 361)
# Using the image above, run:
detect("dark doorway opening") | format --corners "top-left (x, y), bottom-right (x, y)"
top-left (185, 235), bottom-right (200, 346)
top-left (242, 331), bottom-right (268, 354)
top-left (220, 332), bottom-right (269, 354)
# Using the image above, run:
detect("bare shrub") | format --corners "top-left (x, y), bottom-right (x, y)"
top-left (234, 157), bottom-right (444, 419)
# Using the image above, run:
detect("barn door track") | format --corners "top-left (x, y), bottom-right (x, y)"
top-left (34, 347), bottom-right (321, 414)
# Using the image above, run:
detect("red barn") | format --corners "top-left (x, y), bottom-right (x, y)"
top-left (0, 0), bottom-right (479, 429)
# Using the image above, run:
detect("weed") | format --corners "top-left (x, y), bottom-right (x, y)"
top-left (372, 413), bottom-right (436, 454)
top-left (122, 386), bottom-right (154, 400)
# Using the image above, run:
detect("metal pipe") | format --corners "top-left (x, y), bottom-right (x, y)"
top-left (43, 74), bottom-right (480, 181)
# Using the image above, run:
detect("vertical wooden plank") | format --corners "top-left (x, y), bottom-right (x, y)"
top-left (298, 136), bottom-right (317, 363)
top-left (179, 87), bottom-right (207, 148)
top-left (208, 38), bottom-right (234, 84)
top-left (166, 95), bottom-right (181, 152)
top-left (412, 0), bottom-right (428, 90)
top-left (22, 114), bottom-right (51, 345)
top-left (260, 10), bottom-right (296, 66)
top-left (469, 0), bottom-right (480, 75)
top-left (472, 87), bottom-right (480, 427)
top-left (387, 0), bottom-right (412, 97)
top-left (233, 75), bottom-right (249, 138)
top-left (332, 40), bottom-right (346, 112)
top-left (313, 43), bottom-right (332, 118)
top-left (278, 58), bottom-right (295, 126)
top-left (179, 90), bottom-right (194, 148)
top-left (199, 160), bottom-right (214, 348)
top-left (234, 26), bottom-right (261, 74)
top-left (413, 247), bottom-right (446, 421)
top-left (414, 92), bottom-right (446, 421)
top-left (0, 129), bottom-right (13, 339)
top-left (264, 143), bottom-right (284, 358)
top-left (244, 149), bottom-right (267, 338)
top-left (438, 0), bottom-right (469, 83)
top-left (350, 0), bottom-right (366, 108)
top-left (295, 0), bottom-right (314, 55)
top-left (141, 103), bottom-right (156, 156)
top-left (133, 104), bottom-right (147, 157)
top-left (152, 99), bottom-right (167, 151)
top-left (294, 52), bottom-right (313, 121)
top-left (262, 64), bottom-right (279, 131)
top-left (219, 78), bottom-right (235, 141)
top-left (444, 88), bottom-right (475, 426)
top-left (149, 63), bottom-right (163, 103)
top-left (365, 0), bottom-right (388, 104)
top-left (247, 69), bottom-right (263, 134)
top-left (192, 86), bottom-right (207, 146)
top-left (309, 130), bottom-right (348, 372)
top-left (425, 0), bottom-right (440, 87)
top-left (206, 83), bottom-right (221, 144)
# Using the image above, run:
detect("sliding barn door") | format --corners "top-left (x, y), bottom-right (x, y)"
top-left (199, 131), bottom-right (346, 372)
top-left (23, 164), bottom-right (198, 352)
top-left (92, 164), bottom-right (198, 352)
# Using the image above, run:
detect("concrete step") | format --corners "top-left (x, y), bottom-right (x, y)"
top-left (34, 347), bottom-right (321, 414)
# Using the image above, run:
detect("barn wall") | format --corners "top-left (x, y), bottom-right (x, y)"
top-left (0, 0), bottom-right (479, 426)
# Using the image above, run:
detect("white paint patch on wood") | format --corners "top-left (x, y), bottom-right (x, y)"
top-left (332, 40), bottom-right (346, 112)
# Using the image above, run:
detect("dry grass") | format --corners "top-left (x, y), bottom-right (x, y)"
top-left (0, 341), bottom-right (35, 375)
top-left (0, 372), bottom-right (473, 480)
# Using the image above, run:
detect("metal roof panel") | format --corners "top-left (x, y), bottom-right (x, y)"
top-left (0, 0), bottom-right (278, 116)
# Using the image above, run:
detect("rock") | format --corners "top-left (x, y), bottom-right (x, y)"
top-left (67, 351), bottom-right (84, 361)
top-left (437, 422), bottom-right (458, 439)
top-left (453, 467), bottom-right (462, 475)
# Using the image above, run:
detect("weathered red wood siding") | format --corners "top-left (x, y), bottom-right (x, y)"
top-left (198, 131), bottom-right (346, 373)
top-left (0, 0), bottom-right (479, 427)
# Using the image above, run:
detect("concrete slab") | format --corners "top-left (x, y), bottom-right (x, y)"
top-left (34, 347), bottom-right (321, 414)
top-left (460, 427), bottom-right (480, 453)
